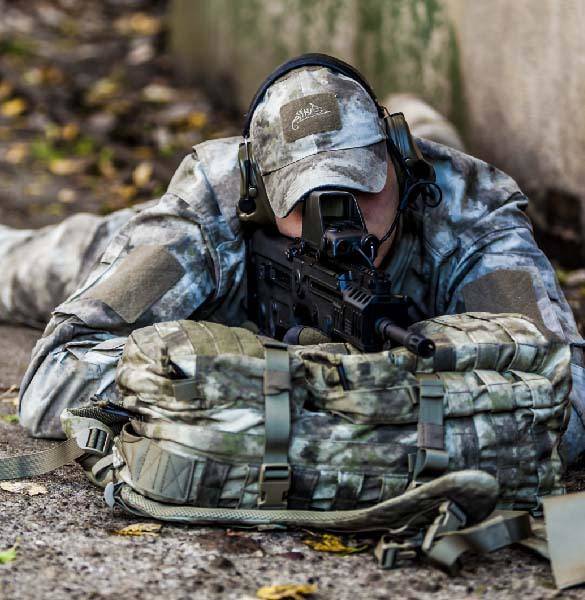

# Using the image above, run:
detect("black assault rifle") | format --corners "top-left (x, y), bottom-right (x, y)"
top-left (245, 190), bottom-right (435, 357)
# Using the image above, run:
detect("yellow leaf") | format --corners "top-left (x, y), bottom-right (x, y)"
top-left (57, 188), bottom-right (77, 204)
top-left (256, 584), bottom-right (317, 600)
top-left (115, 13), bottom-right (162, 36)
top-left (0, 545), bottom-right (17, 565)
top-left (61, 123), bottom-right (79, 141)
top-left (0, 387), bottom-right (19, 407)
top-left (0, 81), bottom-right (13, 101)
top-left (86, 78), bottom-right (119, 105)
top-left (23, 68), bottom-right (43, 86)
top-left (1, 98), bottom-right (27, 118)
top-left (111, 523), bottom-right (162, 537)
top-left (302, 533), bottom-right (368, 554)
top-left (186, 111), bottom-right (208, 130)
top-left (134, 146), bottom-right (154, 160)
top-left (45, 203), bottom-right (65, 217)
top-left (113, 184), bottom-right (137, 202)
top-left (4, 143), bottom-right (28, 164)
top-left (1, 482), bottom-right (47, 496)
top-left (48, 158), bottom-right (85, 176)
top-left (98, 151), bottom-right (116, 179)
top-left (142, 84), bottom-right (173, 103)
top-left (132, 161), bottom-right (153, 188)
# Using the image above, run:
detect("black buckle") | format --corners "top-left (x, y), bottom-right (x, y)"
top-left (257, 463), bottom-right (291, 509)
top-left (75, 428), bottom-right (111, 457)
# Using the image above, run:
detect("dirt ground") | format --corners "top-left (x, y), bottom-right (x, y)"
top-left (1, 326), bottom-right (585, 600)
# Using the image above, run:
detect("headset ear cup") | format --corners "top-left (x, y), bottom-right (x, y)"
top-left (238, 141), bottom-right (255, 214)
top-left (384, 112), bottom-right (436, 183)
top-left (237, 140), bottom-right (277, 227)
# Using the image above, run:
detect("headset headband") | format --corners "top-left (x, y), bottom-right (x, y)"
top-left (242, 53), bottom-right (385, 137)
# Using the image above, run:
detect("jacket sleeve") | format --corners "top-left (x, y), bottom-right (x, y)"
top-left (442, 192), bottom-right (585, 462)
top-left (19, 155), bottom-right (246, 438)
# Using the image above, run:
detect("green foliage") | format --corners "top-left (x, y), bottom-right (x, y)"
top-left (0, 545), bottom-right (17, 565)
top-left (0, 38), bottom-right (36, 57)
top-left (1, 414), bottom-right (19, 424)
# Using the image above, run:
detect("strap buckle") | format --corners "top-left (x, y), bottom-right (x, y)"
top-left (422, 501), bottom-right (467, 553)
top-left (374, 536), bottom-right (419, 569)
top-left (257, 463), bottom-right (291, 509)
top-left (75, 428), bottom-right (112, 457)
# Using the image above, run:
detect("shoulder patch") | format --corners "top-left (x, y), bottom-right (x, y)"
top-left (461, 269), bottom-right (555, 338)
top-left (84, 245), bottom-right (184, 323)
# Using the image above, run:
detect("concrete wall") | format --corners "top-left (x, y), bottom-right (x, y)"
top-left (169, 0), bottom-right (585, 265)
top-left (445, 0), bottom-right (585, 265)
top-left (169, 0), bottom-right (457, 119)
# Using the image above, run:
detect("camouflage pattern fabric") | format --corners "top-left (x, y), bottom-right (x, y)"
top-left (3, 133), bottom-right (583, 466)
top-left (248, 67), bottom-right (388, 217)
top-left (98, 313), bottom-right (569, 512)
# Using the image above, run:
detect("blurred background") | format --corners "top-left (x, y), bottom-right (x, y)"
top-left (0, 0), bottom-right (584, 329)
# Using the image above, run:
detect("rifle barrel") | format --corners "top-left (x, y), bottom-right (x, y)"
top-left (376, 318), bottom-right (436, 358)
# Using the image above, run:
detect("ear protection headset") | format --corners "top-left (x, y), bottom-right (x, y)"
top-left (237, 53), bottom-right (442, 241)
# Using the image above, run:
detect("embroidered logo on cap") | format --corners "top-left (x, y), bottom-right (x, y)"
top-left (280, 93), bottom-right (341, 143)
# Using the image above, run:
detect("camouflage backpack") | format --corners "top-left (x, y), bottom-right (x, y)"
top-left (0, 312), bottom-right (576, 576)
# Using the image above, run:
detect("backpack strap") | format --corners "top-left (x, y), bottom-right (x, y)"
top-left (409, 373), bottom-right (449, 486)
top-left (258, 340), bottom-right (291, 509)
top-left (0, 403), bottom-right (127, 481)
top-left (0, 426), bottom-right (112, 480)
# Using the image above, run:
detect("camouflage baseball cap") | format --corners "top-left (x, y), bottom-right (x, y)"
top-left (249, 66), bottom-right (388, 218)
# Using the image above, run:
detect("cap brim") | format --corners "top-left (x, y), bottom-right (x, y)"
top-left (263, 141), bottom-right (388, 218)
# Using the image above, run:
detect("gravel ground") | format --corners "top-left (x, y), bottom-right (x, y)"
top-left (1, 326), bottom-right (585, 600)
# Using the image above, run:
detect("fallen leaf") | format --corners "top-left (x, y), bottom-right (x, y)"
top-left (142, 84), bottom-right (174, 104)
top-left (132, 161), bottom-right (153, 188)
top-left (4, 143), bottom-right (28, 164)
top-left (1, 98), bottom-right (27, 117)
top-left (0, 81), bottom-right (13, 101)
top-left (98, 148), bottom-right (116, 179)
top-left (0, 385), bottom-right (19, 396)
top-left (61, 123), bottom-right (79, 141)
top-left (134, 146), bottom-right (154, 160)
top-left (302, 533), bottom-right (368, 554)
top-left (186, 111), bottom-right (208, 129)
top-left (256, 583), bottom-right (317, 600)
top-left (1, 482), bottom-right (47, 496)
top-left (0, 393), bottom-right (19, 407)
top-left (22, 67), bottom-right (43, 86)
top-left (113, 184), bottom-right (137, 202)
top-left (43, 66), bottom-right (65, 85)
top-left (48, 158), bottom-right (85, 176)
top-left (0, 545), bottom-right (17, 565)
top-left (57, 188), bottom-right (77, 204)
top-left (115, 13), bottom-right (162, 36)
top-left (1, 414), bottom-right (19, 424)
top-left (45, 203), bottom-right (66, 217)
top-left (111, 523), bottom-right (162, 537)
top-left (85, 78), bottom-right (119, 106)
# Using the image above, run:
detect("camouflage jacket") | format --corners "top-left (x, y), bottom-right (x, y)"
top-left (19, 137), bottom-right (585, 461)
